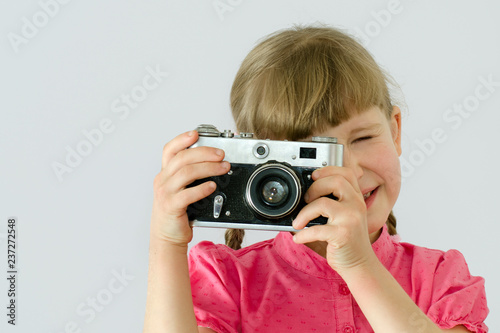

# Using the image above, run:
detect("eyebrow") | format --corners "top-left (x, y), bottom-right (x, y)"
top-left (349, 123), bottom-right (383, 136)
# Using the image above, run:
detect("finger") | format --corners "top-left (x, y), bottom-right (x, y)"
top-left (293, 197), bottom-right (341, 230)
top-left (166, 160), bottom-right (231, 192)
top-left (293, 224), bottom-right (338, 245)
top-left (312, 166), bottom-right (361, 194)
top-left (165, 146), bottom-right (225, 178)
top-left (161, 130), bottom-right (199, 169)
top-left (169, 181), bottom-right (218, 214)
top-left (305, 174), bottom-right (359, 204)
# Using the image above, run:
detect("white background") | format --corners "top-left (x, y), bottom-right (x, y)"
top-left (1, 0), bottom-right (498, 332)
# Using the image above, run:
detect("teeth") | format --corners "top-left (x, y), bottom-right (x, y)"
top-left (363, 191), bottom-right (373, 200)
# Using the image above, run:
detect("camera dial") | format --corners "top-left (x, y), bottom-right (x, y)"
top-left (222, 130), bottom-right (234, 138)
top-left (311, 136), bottom-right (337, 143)
top-left (196, 124), bottom-right (220, 137)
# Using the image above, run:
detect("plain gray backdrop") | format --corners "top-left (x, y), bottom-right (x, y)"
top-left (1, 0), bottom-right (498, 332)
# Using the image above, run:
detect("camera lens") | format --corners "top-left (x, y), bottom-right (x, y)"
top-left (246, 163), bottom-right (301, 219)
top-left (261, 179), bottom-right (288, 206)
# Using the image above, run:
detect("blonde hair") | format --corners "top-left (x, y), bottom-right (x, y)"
top-left (226, 25), bottom-right (397, 250)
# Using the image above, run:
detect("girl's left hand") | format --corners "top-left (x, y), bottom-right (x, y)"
top-left (292, 166), bottom-right (378, 275)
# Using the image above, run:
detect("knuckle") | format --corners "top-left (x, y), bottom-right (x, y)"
top-left (153, 181), bottom-right (168, 200)
top-left (153, 176), bottom-right (169, 201)
top-left (153, 185), bottom-right (168, 205)
top-left (175, 148), bottom-right (188, 161)
top-left (177, 164), bottom-right (192, 178)
top-left (162, 142), bottom-right (171, 157)
top-left (316, 197), bottom-right (332, 211)
top-left (175, 164), bottom-right (198, 180)
top-left (153, 172), bottom-right (163, 188)
top-left (153, 172), bottom-right (174, 202)
top-left (329, 175), bottom-right (342, 188)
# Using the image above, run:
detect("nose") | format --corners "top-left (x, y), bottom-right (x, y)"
top-left (342, 149), bottom-right (364, 180)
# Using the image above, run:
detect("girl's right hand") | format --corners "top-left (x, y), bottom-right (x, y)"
top-left (150, 130), bottom-right (231, 247)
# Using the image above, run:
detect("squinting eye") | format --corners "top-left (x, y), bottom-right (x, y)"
top-left (353, 136), bottom-right (372, 143)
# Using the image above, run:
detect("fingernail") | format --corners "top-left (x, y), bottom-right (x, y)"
top-left (221, 161), bottom-right (230, 169)
top-left (304, 193), bottom-right (309, 202)
top-left (216, 149), bottom-right (224, 156)
top-left (187, 130), bottom-right (195, 137)
top-left (312, 170), bottom-right (319, 179)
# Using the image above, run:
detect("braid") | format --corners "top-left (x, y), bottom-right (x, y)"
top-left (386, 210), bottom-right (397, 235)
top-left (225, 229), bottom-right (245, 250)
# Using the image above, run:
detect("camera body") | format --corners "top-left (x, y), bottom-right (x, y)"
top-left (187, 124), bottom-right (344, 231)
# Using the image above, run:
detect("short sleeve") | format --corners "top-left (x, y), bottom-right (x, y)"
top-left (188, 241), bottom-right (241, 333)
top-left (426, 249), bottom-right (489, 332)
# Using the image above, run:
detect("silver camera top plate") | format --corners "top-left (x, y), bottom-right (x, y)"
top-left (191, 125), bottom-right (343, 168)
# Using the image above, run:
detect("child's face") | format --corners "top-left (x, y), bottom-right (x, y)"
top-left (306, 106), bottom-right (402, 237)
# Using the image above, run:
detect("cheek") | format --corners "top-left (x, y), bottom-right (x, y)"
top-left (372, 148), bottom-right (401, 199)
top-left (386, 158), bottom-right (402, 201)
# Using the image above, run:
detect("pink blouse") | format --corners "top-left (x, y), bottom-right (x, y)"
top-left (188, 225), bottom-right (488, 332)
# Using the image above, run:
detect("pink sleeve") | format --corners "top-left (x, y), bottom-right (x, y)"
top-left (426, 249), bottom-right (489, 332)
top-left (188, 241), bottom-right (241, 333)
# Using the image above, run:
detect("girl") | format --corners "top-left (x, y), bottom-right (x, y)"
top-left (143, 26), bottom-right (488, 332)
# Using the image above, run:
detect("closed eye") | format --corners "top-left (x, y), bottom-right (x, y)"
top-left (353, 136), bottom-right (372, 143)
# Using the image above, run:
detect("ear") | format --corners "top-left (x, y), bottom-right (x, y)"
top-left (390, 106), bottom-right (402, 156)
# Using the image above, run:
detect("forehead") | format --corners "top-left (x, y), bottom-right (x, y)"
top-left (311, 107), bottom-right (387, 137)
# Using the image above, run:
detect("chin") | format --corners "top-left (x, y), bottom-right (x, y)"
top-left (367, 211), bottom-right (391, 234)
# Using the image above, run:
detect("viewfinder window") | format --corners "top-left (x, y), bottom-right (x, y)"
top-left (299, 147), bottom-right (316, 159)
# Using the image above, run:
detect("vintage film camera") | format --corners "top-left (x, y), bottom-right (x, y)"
top-left (187, 124), bottom-right (344, 231)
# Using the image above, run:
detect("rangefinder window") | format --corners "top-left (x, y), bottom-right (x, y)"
top-left (300, 147), bottom-right (316, 159)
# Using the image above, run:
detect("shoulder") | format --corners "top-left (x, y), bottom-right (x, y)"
top-left (388, 239), bottom-right (488, 329)
top-left (374, 225), bottom-right (470, 275)
top-left (375, 228), bottom-right (470, 277)
top-left (388, 237), bottom-right (480, 286)
top-left (392, 238), bottom-right (471, 274)
top-left (400, 243), bottom-right (485, 297)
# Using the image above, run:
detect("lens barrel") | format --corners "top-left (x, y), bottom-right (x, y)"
top-left (245, 163), bottom-right (301, 219)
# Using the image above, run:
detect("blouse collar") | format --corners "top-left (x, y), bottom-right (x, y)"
top-left (273, 224), bottom-right (397, 279)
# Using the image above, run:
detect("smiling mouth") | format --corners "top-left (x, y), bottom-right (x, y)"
top-left (363, 187), bottom-right (377, 200)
